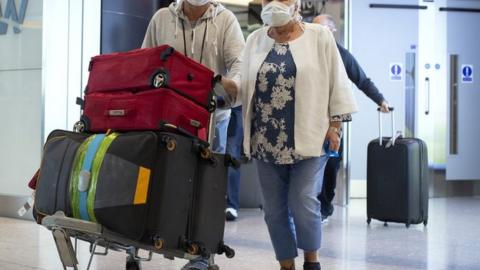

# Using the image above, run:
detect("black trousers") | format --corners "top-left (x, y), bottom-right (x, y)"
top-left (318, 141), bottom-right (344, 217)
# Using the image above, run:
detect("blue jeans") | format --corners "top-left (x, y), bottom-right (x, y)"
top-left (255, 156), bottom-right (328, 261)
top-left (226, 107), bottom-right (243, 210)
top-left (212, 116), bottom-right (230, 154)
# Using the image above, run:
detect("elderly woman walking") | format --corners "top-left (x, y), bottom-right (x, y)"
top-left (224, 0), bottom-right (358, 269)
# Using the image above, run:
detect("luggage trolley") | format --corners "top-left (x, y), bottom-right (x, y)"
top-left (41, 109), bottom-right (235, 270)
top-left (42, 212), bottom-right (233, 270)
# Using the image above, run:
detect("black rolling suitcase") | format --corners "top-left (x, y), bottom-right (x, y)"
top-left (34, 129), bottom-right (233, 256)
top-left (34, 130), bottom-right (198, 244)
top-left (366, 108), bottom-right (429, 228)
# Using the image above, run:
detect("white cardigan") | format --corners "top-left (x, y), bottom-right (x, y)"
top-left (238, 23), bottom-right (358, 157)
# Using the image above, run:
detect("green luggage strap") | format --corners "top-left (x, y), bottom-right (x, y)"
top-left (70, 133), bottom-right (118, 221)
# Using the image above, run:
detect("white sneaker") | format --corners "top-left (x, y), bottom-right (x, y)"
top-left (321, 215), bottom-right (329, 224)
top-left (226, 208), bottom-right (238, 221)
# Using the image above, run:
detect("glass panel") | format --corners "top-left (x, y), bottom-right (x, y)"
top-left (445, 0), bottom-right (480, 180)
top-left (417, 0), bottom-right (447, 167)
top-left (0, 0), bottom-right (43, 195)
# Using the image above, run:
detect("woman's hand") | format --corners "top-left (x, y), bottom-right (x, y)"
top-left (326, 126), bottom-right (341, 152)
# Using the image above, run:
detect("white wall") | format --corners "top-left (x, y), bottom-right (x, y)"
top-left (417, 0), bottom-right (448, 168)
top-left (0, 0), bottom-right (101, 198)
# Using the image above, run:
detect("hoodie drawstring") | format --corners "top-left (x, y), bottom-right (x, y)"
top-left (175, 1), bottom-right (218, 63)
top-left (211, 4), bottom-right (219, 56)
top-left (181, 19), bottom-right (208, 64)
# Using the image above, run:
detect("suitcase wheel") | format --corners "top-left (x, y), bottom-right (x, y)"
top-left (406, 223), bottom-right (410, 228)
top-left (187, 243), bottom-right (200, 255)
top-left (151, 70), bottom-right (168, 88)
top-left (423, 220), bottom-right (428, 226)
top-left (217, 242), bottom-right (235, 259)
top-left (224, 246), bottom-right (235, 259)
top-left (153, 237), bottom-right (165, 250)
top-left (367, 218), bottom-right (371, 225)
top-left (383, 222), bottom-right (388, 227)
top-left (166, 139), bottom-right (177, 151)
top-left (160, 135), bottom-right (177, 151)
top-left (200, 148), bottom-right (212, 160)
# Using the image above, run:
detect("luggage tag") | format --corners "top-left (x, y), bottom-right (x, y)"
top-left (17, 192), bottom-right (35, 217)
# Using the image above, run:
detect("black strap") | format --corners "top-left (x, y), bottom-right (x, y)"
top-left (181, 19), bottom-right (208, 64)
top-left (182, 20), bottom-right (187, 56)
top-left (199, 22), bottom-right (208, 64)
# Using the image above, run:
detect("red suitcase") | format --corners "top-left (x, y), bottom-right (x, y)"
top-left (86, 45), bottom-right (216, 109)
top-left (80, 88), bottom-right (210, 140)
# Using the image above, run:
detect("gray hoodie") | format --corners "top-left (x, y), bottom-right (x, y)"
top-left (142, 1), bottom-right (245, 122)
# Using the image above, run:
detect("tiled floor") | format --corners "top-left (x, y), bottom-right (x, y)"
top-left (1, 197), bottom-right (479, 270)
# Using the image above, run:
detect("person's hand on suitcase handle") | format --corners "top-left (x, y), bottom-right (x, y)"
top-left (214, 75), bottom-right (238, 100)
top-left (378, 102), bottom-right (394, 113)
top-left (379, 100), bottom-right (391, 113)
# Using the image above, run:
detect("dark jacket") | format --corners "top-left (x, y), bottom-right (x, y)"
top-left (337, 43), bottom-right (385, 105)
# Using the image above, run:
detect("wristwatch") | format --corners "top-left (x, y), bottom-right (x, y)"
top-left (328, 126), bottom-right (343, 138)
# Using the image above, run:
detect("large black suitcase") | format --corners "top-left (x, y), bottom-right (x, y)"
top-left (366, 108), bottom-right (429, 228)
top-left (34, 129), bottom-right (231, 255)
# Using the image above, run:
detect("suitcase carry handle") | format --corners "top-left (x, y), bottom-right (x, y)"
top-left (159, 46), bottom-right (175, 61)
top-left (377, 107), bottom-right (395, 146)
top-left (159, 121), bottom-right (210, 148)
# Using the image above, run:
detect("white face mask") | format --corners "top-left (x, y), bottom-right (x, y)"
top-left (261, 1), bottom-right (296, 27)
top-left (186, 0), bottom-right (210, 6)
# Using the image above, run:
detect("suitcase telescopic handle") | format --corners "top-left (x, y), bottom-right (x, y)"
top-left (377, 107), bottom-right (395, 146)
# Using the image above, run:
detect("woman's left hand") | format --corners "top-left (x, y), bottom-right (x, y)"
top-left (326, 128), bottom-right (341, 152)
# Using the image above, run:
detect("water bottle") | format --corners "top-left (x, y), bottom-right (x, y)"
top-left (323, 140), bottom-right (339, 158)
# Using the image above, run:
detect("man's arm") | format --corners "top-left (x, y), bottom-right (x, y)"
top-left (337, 44), bottom-right (389, 110)
top-left (142, 12), bottom-right (159, 49)
top-left (218, 13), bottom-right (245, 104)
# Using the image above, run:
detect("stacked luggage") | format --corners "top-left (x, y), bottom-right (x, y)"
top-left (77, 45), bottom-right (217, 140)
top-left (31, 46), bottom-right (234, 270)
